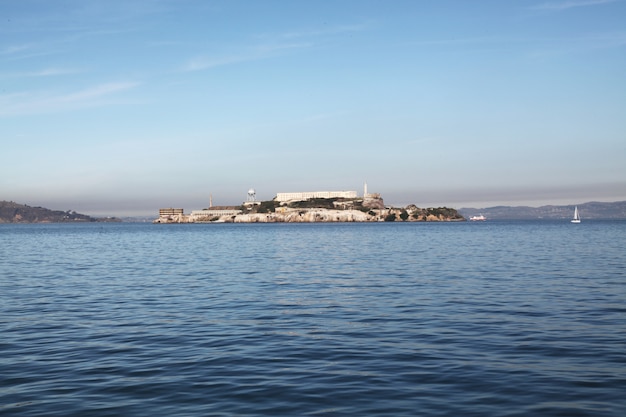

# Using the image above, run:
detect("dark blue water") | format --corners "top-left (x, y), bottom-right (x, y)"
top-left (1, 221), bottom-right (625, 416)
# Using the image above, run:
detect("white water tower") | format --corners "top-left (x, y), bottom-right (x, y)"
top-left (247, 188), bottom-right (256, 202)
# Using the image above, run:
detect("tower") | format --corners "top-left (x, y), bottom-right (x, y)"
top-left (247, 188), bottom-right (256, 202)
top-left (364, 181), bottom-right (368, 198)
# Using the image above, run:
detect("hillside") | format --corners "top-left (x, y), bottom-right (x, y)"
top-left (0, 201), bottom-right (117, 223)
top-left (460, 201), bottom-right (626, 220)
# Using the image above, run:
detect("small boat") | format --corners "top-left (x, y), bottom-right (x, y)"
top-left (470, 214), bottom-right (486, 221)
top-left (571, 206), bottom-right (581, 223)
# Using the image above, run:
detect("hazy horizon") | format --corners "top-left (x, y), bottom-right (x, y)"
top-left (7, 189), bottom-right (624, 218)
top-left (2, 1), bottom-right (625, 216)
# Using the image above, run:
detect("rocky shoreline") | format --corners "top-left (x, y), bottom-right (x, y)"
top-left (232, 208), bottom-right (464, 223)
top-left (155, 201), bottom-right (465, 224)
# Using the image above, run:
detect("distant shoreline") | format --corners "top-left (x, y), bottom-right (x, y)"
top-left (459, 200), bottom-right (626, 220)
top-left (0, 200), bottom-right (120, 224)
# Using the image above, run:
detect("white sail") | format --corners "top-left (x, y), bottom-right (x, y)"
top-left (571, 206), bottom-right (581, 223)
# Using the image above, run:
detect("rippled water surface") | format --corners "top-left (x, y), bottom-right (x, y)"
top-left (1, 221), bottom-right (625, 416)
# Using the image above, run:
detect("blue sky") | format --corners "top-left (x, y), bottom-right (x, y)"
top-left (1, 0), bottom-right (625, 216)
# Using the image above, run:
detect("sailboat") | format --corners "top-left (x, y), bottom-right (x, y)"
top-left (571, 206), bottom-right (581, 223)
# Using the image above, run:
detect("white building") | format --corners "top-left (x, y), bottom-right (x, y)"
top-left (275, 191), bottom-right (358, 202)
top-left (190, 208), bottom-right (242, 220)
top-left (159, 208), bottom-right (184, 216)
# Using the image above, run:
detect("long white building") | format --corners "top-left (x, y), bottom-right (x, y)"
top-left (275, 191), bottom-right (357, 202)
top-left (190, 208), bottom-right (242, 220)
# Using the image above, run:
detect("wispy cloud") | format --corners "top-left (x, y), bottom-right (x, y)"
top-left (56, 82), bottom-right (138, 103)
top-left (524, 31), bottom-right (626, 58)
top-left (275, 22), bottom-right (374, 40)
top-left (0, 67), bottom-right (84, 78)
top-left (26, 68), bottom-right (83, 77)
top-left (183, 55), bottom-right (252, 72)
top-left (408, 31), bottom-right (626, 55)
top-left (409, 36), bottom-right (516, 47)
top-left (1, 44), bottom-right (33, 55)
top-left (1, 42), bottom-right (62, 62)
top-left (0, 81), bottom-right (139, 117)
top-left (182, 21), bottom-right (372, 72)
top-left (182, 42), bottom-right (311, 72)
top-left (532, 0), bottom-right (618, 10)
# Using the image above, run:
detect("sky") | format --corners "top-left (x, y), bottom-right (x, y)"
top-left (1, 0), bottom-right (625, 216)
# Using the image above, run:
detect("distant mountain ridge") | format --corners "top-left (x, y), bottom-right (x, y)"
top-left (0, 201), bottom-right (118, 223)
top-left (460, 201), bottom-right (626, 220)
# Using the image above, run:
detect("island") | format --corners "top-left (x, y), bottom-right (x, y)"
top-left (154, 189), bottom-right (464, 223)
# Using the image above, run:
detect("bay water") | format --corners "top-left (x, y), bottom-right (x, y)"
top-left (1, 221), bottom-right (625, 416)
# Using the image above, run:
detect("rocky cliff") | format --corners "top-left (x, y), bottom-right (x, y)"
top-left (155, 201), bottom-right (464, 224)
top-left (233, 209), bottom-right (373, 223)
top-left (232, 207), bottom-right (463, 223)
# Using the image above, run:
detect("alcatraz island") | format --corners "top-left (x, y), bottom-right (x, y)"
top-left (155, 185), bottom-right (464, 224)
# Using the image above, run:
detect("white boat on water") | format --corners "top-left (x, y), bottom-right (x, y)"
top-left (470, 214), bottom-right (486, 221)
top-left (571, 206), bottom-right (581, 223)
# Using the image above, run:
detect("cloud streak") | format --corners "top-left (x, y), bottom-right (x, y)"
top-left (532, 0), bottom-right (618, 10)
top-left (0, 43), bottom-right (60, 62)
top-left (182, 42), bottom-right (311, 72)
top-left (1, 44), bottom-right (33, 55)
top-left (0, 81), bottom-right (139, 116)
top-left (274, 22), bottom-right (374, 40)
top-left (407, 30), bottom-right (626, 57)
top-left (0, 67), bottom-right (84, 78)
top-left (182, 20), bottom-right (371, 72)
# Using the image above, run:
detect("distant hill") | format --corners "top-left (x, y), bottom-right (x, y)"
top-left (459, 201), bottom-right (626, 220)
top-left (0, 201), bottom-right (119, 223)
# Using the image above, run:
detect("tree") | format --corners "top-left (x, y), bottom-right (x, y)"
top-left (257, 200), bottom-right (278, 213)
top-left (384, 213), bottom-right (396, 222)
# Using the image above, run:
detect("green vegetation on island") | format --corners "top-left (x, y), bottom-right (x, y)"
top-left (243, 197), bottom-right (465, 222)
top-left (156, 195), bottom-right (465, 223)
